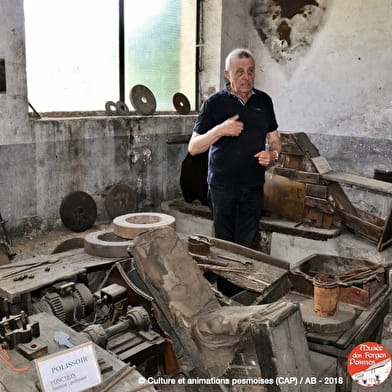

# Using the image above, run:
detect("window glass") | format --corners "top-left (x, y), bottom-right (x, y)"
top-left (24, 0), bottom-right (196, 113)
top-left (125, 0), bottom-right (196, 111)
top-left (24, 0), bottom-right (119, 112)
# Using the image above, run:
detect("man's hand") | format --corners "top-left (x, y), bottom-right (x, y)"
top-left (254, 150), bottom-right (276, 166)
top-left (188, 114), bottom-right (243, 155)
top-left (218, 114), bottom-right (243, 137)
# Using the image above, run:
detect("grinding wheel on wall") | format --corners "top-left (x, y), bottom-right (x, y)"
top-left (173, 92), bottom-right (191, 115)
top-left (60, 191), bottom-right (97, 232)
top-left (84, 229), bottom-right (132, 258)
top-left (113, 212), bottom-right (176, 239)
top-left (129, 84), bottom-right (157, 116)
top-left (105, 101), bottom-right (117, 115)
top-left (105, 183), bottom-right (137, 219)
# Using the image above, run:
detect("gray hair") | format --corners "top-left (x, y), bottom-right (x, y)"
top-left (224, 48), bottom-right (254, 71)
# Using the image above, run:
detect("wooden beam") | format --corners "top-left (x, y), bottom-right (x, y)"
top-left (322, 171), bottom-right (392, 196)
top-left (339, 211), bottom-right (383, 243)
top-left (273, 167), bottom-right (320, 184)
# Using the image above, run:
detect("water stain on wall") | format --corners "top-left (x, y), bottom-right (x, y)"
top-left (250, 0), bottom-right (330, 66)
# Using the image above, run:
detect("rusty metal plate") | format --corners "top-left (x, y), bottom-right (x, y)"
top-left (173, 92), bottom-right (190, 115)
top-left (60, 191), bottom-right (97, 232)
top-left (129, 84), bottom-right (156, 115)
top-left (105, 184), bottom-right (137, 219)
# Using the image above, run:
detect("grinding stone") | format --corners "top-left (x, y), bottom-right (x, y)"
top-left (129, 84), bottom-right (157, 116)
top-left (59, 191), bottom-right (97, 232)
top-left (173, 92), bottom-right (191, 115)
top-left (299, 298), bottom-right (357, 334)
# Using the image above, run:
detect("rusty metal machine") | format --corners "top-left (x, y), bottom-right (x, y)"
top-left (0, 248), bottom-right (176, 391)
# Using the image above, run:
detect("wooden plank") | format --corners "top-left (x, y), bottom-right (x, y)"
top-left (340, 211), bottom-right (383, 243)
top-left (281, 154), bottom-right (301, 169)
top-left (280, 133), bottom-right (304, 155)
top-left (302, 206), bottom-right (324, 228)
top-left (0, 249), bottom-right (121, 301)
top-left (292, 132), bottom-right (320, 158)
top-left (304, 196), bottom-right (334, 213)
top-left (322, 213), bottom-right (334, 229)
top-left (377, 204), bottom-right (392, 251)
top-left (306, 184), bottom-right (328, 199)
top-left (168, 198), bottom-right (212, 219)
top-left (259, 217), bottom-right (341, 240)
top-left (322, 171), bottom-right (392, 196)
top-left (273, 167), bottom-right (320, 184)
top-left (196, 234), bottom-right (290, 270)
top-left (327, 182), bottom-right (358, 216)
top-left (356, 208), bottom-right (385, 227)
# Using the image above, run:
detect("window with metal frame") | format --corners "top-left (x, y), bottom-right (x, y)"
top-left (24, 0), bottom-right (196, 114)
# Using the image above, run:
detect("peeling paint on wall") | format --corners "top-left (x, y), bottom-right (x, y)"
top-left (250, 0), bottom-right (330, 65)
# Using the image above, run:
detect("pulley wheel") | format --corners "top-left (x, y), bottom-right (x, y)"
top-left (116, 101), bottom-right (130, 115)
top-left (173, 92), bottom-right (191, 115)
top-left (84, 229), bottom-right (132, 258)
top-left (105, 101), bottom-right (117, 115)
top-left (129, 84), bottom-right (157, 116)
top-left (105, 183), bottom-right (137, 219)
top-left (113, 212), bottom-right (176, 239)
top-left (60, 191), bottom-right (97, 232)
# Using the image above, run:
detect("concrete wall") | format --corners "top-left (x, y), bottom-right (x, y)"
top-left (0, 0), bottom-right (192, 238)
top-left (202, 0), bottom-right (392, 181)
top-left (1, 0), bottom-right (392, 239)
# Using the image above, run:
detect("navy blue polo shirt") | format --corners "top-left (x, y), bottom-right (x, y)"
top-left (193, 86), bottom-right (278, 186)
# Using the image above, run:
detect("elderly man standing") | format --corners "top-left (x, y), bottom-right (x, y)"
top-left (188, 48), bottom-right (281, 248)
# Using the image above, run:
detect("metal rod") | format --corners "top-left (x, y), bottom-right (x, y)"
top-left (119, 0), bottom-right (125, 103)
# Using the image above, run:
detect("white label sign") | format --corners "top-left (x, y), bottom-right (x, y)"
top-left (35, 342), bottom-right (102, 392)
top-left (311, 156), bottom-right (333, 174)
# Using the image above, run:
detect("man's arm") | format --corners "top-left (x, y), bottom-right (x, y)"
top-left (188, 114), bottom-right (244, 156)
top-left (254, 130), bottom-right (281, 166)
top-left (267, 130), bottom-right (282, 157)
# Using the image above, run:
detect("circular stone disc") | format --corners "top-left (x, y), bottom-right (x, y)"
top-left (299, 299), bottom-right (357, 334)
top-left (115, 101), bottom-right (130, 115)
top-left (60, 191), bottom-right (97, 232)
top-left (105, 184), bottom-right (137, 219)
top-left (105, 101), bottom-right (117, 115)
top-left (129, 84), bottom-right (157, 115)
top-left (113, 212), bottom-right (176, 239)
top-left (84, 229), bottom-right (132, 258)
top-left (173, 92), bottom-right (191, 115)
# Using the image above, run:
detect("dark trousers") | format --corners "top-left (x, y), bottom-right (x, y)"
top-left (208, 183), bottom-right (263, 247)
